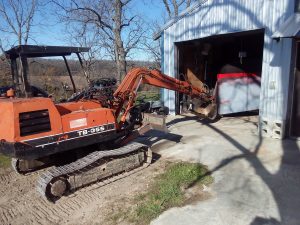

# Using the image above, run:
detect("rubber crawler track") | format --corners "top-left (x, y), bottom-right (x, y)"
top-left (36, 142), bottom-right (152, 202)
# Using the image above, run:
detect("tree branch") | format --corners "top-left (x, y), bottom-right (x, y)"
top-left (120, 15), bottom-right (135, 29)
top-left (121, 0), bottom-right (132, 7)
top-left (162, 0), bottom-right (172, 18)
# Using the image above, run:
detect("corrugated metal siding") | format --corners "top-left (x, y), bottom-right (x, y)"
top-left (162, 0), bottom-right (295, 122)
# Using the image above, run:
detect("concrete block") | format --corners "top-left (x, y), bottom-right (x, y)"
top-left (259, 117), bottom-right (285, 139)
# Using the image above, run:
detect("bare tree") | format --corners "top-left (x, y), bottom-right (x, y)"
top-left (67, 24), bottom-right (101, 82)
top-left (0, 0), bottom-right (39, 87)
top-left (141, 21), bottom-right (162, 69)
top-left (141, 0), bottom-right (195, 68)
top-left (53, 0), bottom-right (145, 82)
top-left (162, 0), bottom-right (194, 19)
top-left (0, 0), bottom-right (38, 51)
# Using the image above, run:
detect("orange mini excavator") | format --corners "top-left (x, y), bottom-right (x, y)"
top-left (0, 45), bottom-right (216, 202)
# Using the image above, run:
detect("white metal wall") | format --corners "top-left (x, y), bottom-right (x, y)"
top-left (162, 0), bottom-right (295, 123)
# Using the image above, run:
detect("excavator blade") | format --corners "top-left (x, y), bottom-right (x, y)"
top-left (11, 158), bottom-right (47, 174)
top-left (143, 113), bottom-right (169, 133)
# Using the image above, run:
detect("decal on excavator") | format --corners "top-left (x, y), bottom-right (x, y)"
top-left (70, 118), bottom-right (88, 129)
top-left (77, 125), bottom-right (106, 136)
top-left (22, 123), bottom-right (116, 147)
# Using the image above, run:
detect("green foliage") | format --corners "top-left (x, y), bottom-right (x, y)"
top-left (106, 162), bottom-right (213, 225)
top-left (136, 91), bottom-right (160, 105)
top-left (0, 154), bottom-right (11, 168)
top-left (131, 162), bottom-right (213, 224)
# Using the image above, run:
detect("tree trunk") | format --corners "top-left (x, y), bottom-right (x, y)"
top-left (114, 40), bottom-right (127, 83)
top-left (113, 0), bottom-right (127, 83)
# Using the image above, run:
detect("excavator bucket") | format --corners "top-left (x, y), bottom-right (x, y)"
top-left (191, 99), bottom-right (218, 120)
top-left (143, 113), bottom-right (169, 133)
top-left (200, 103), bottom-right (218, 120)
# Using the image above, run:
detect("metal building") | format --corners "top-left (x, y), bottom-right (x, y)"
top-left (154, 0), bottom-right (300, 139)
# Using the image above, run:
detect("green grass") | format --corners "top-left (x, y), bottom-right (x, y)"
top-left (136, 91), bottom-right (160, 105)
top-left (0, 154), bottom-right (11, 168)
top-left (130, 162), bottom-right (213, 224)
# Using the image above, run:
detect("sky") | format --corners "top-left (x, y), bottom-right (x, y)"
top-left (28, 0), bottom-right (167, 61)
top-left (35, 1), bottom-right (165, 44)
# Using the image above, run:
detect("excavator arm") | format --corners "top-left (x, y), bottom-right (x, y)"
top-left (112, 68), bottom-right (215, 126)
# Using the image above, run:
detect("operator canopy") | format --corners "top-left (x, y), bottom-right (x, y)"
top-left (5, 45), bottom-right (90, 59)
top-left (4, 45), bottom-right (90, 97)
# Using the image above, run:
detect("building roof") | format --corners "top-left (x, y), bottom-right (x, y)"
top-left (272, 13), bottom-right (300, 38)
top-left (5, 45), bottom-right (90, 59)
top-left (153, 0), bottom-right (208, 40)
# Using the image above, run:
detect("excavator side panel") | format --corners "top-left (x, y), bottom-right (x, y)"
top-left (0, 98), bottom-right (119, 160)
top-left (56, 100), bottom-right (102, 115)
top-left (0, 101), bottom-right (15, 142)
top-left (16, 98), bottom-right (63, 142)
top-left (0, 98), bottom-right (62, 143)
top-left (61, 108), bottom-right (116, 133)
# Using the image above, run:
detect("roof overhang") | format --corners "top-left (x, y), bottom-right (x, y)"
top-left (272, 13), bottom-right (300, 39)
top-left (153, 0), bottom-right (208, 40)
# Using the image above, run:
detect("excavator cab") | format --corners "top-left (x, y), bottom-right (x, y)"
top-left (4, 45), bottom-right (90, 98)
top-left (0, 45), bottom-right (118, 165)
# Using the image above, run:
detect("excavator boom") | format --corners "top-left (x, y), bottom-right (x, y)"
top-left (114, 68), bottom-right (210, 98)
top-left (112, 68), bottom-right (214, 125)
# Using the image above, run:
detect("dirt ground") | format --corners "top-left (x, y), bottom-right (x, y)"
top-left (0, 114), bottom-right (260, 225)
top-left (0, 156), bottom-right (168, 225)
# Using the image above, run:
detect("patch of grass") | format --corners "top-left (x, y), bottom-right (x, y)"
top-left (0, 154), bottom-right (11, 168)
top-left (110, 210), bottom-right (129, 224)
top-left (132, 162), bottom-right (213, 224)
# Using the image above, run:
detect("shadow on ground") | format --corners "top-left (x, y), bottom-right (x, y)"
top-left (144, 113), bottom-right (300, 225)
top-left (198, 117), bottom-right (300, 225)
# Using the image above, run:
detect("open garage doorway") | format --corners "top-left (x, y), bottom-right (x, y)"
top-left (175, 29), bottom-right (265, 115)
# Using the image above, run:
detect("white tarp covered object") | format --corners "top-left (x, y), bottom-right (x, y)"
top-left (217, 73), bottom-right (261, 115)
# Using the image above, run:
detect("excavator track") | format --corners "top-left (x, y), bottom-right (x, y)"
top-left (37, 142), bottom-right (152, 202)
top-left (11, 158), bottom-right (21, 174)
top-left (11, 158), bottom-right (48, 175)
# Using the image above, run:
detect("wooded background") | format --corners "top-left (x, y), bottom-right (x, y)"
top-left (0, 0), bottom-right (196, 97)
